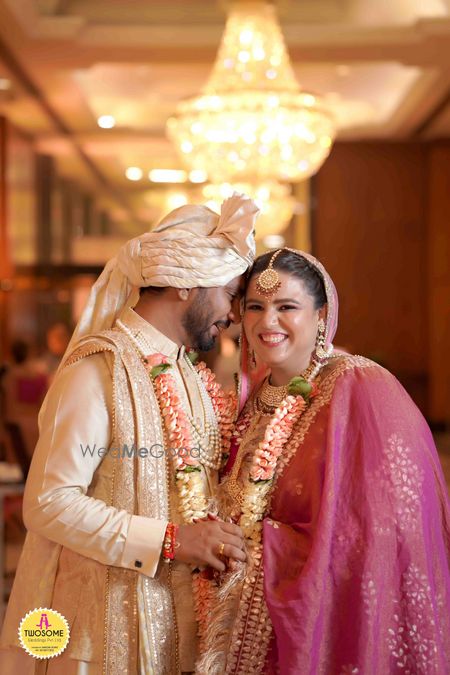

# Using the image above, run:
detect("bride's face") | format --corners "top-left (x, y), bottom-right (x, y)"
top-left (244, 270), bottom-right (322, 374)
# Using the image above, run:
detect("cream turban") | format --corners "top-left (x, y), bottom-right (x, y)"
top-left (117, 192), bottom-right (257, 288)
top-left (64, 193), bottom-right (259, 355)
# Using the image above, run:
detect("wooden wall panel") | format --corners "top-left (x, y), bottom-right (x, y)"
top-left (427, 143), bottom-right (450, 425)
top-left (313, 142), bottom-right (429, 413)
top-left (0, 116), bottom-right (11, 360)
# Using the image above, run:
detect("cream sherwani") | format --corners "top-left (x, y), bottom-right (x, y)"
top-left (1, 307), bottom-right (217, 674)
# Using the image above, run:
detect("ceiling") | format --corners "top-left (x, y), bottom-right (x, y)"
top-left (1, 0), bottom-right (450, 231)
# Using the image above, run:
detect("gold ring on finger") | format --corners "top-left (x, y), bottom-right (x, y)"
top-left (218, 542), bottom-right (225, 556)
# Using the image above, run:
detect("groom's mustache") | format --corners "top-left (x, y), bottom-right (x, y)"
top-left (214, 320), bottom-right (231, 331)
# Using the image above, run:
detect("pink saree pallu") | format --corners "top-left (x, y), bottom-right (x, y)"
top-left (259, 360), bottom-right (450, 674)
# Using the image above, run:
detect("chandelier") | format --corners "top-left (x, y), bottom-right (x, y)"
top-left (167, 0), bottom-right (335, 184)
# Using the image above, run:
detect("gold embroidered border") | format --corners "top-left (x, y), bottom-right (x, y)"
top-left (104, 336), bottom-right (139, 675)
top-left (273, 355), bottom-right (375, 487)
top-left (111, 332), bottom-right (177, 675)
top-left (226, 544), bottom-right (273, 675)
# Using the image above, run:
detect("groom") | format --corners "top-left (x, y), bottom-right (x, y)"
top-left (1, 194), bottom-right (259, 674)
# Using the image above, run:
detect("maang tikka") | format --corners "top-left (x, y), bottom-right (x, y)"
top-left (255, 249), bottom-right (283, 298)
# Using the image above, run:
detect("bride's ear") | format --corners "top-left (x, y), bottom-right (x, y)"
top-left (318, 303), bottom-right (328, 322)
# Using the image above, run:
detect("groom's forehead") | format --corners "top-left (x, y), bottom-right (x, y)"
top-left (225, 276), bottom-right (244, 293)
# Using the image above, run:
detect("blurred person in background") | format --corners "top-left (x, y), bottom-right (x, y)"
top-left (1, 339), bottom-right (47, 465)
top-left (39, 323), bottom-right (71, 384)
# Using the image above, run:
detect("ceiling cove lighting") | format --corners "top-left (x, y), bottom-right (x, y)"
top-left (125, 167), bottom-right (144, 181)
top-left (149, 169), bottom-right (188, 183)
top-left (97, 115), bottom-right (116, 129)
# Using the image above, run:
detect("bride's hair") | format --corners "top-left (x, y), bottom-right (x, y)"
top-left (248, 249), bottom-right (327, 309)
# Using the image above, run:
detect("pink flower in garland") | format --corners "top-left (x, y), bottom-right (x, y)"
top-left (249, 395), bottom-right (306, 484)
top-left (145, 352), bottom-right (168, 367)
top-left (144, 353), bottom-right (171, 379)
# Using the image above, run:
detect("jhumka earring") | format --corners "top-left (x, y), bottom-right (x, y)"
top-left (315, 318), bottom-right (329, 359)
top-left (255, 249), bottom-right (284, 298)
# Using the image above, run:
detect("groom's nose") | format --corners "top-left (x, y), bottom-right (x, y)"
top-left (228, 296), bottom-right (241, 324)
top-left (228, 308), bottom-right (239, 325)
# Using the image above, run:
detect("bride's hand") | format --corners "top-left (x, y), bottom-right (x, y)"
top-left (175, 520), bottom-right (246, 572)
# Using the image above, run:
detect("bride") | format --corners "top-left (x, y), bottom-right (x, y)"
top-left (197, 248), bottom-right (450, 675)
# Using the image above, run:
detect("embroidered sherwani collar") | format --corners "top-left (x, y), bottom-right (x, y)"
top-left (118, 306), bottom-right (182, 360)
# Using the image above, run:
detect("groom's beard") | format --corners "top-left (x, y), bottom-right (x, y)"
top-left (182, 292), bottom-right (229, 352)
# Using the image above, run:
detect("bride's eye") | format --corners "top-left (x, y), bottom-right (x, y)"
top-left (245, 303), bottom-right (263, 311)
top-left (279, 305), bottom-right (297, 311)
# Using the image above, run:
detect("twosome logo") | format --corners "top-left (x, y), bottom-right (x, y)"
top-left (19, 608), bottom-right (70, 659)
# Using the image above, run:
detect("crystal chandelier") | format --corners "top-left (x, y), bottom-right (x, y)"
top-left (167, 0), bottom-right (335, 184)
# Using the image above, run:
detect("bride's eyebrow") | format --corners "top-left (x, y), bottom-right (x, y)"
top-left (244, 298), bottom-right (301, 305)
top-left (273, 298), bottom-right (301, 305)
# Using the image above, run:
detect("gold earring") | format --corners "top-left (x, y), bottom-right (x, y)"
top-left (315, 318), bottom-right (328, 359)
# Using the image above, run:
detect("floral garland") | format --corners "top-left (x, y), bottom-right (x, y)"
top-left (144, 351), bottom-right (236, 523)
top-left (229, 376), bottom-right (318, 541)
top-left (196, 361), bottom-right (236, 468)
top-left (240, 395), bottom-right (306, 539)
top-left (194, 377), bottom-right (321, 674)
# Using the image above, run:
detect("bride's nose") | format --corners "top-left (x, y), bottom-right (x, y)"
top-left (259, 307), bottom-right (279, 328)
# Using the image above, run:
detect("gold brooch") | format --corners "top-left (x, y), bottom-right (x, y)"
top-left (255, 249), bottom-right (283, 297)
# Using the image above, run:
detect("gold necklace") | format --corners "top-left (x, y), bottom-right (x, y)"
top-left (255, 361), bottom-right (318, 414)
top-left (222, 412), bottom-right (262, 507)
top-left (255, 380), bottom-right (288, 414)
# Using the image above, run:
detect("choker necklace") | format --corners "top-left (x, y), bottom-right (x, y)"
top-left (255, 361), bottom-right (322, 414)
top-left (256, 380), bottom-right (289, 413)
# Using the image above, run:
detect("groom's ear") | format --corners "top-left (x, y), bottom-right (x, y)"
top-left (176, 288), bottom-right (192, 301)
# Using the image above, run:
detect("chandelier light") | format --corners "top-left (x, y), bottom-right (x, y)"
top-left (167, 0), bottom-right (335, 184)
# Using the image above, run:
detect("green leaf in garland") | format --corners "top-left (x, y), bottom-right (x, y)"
top-left (150, 363), bottom-right (171, 379)
top-left (182, 465), bottom-right (202, 473)
top-left (288, 376), bottom-right (312, 400)
top-left (186, 350), bottom-right (199, 365)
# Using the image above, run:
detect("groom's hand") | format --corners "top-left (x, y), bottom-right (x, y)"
top-left (175, 521), bottom-right (246, 572)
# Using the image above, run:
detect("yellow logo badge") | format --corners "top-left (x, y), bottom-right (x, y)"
top-left (18, 608), bottom-right (70, 659)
